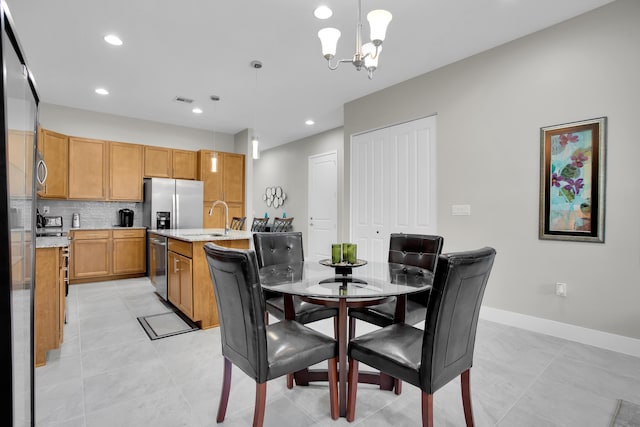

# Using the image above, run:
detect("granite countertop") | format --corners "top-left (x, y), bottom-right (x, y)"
top-left (36, 236), bottom-right (71, 249)
top-left (148, 228), bottom-right (253, 242)
top-left (67, 226), bottom-right (147, 231)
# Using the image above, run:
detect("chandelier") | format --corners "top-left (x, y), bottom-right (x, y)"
top-left (317, 0), bottom-right (392, 79)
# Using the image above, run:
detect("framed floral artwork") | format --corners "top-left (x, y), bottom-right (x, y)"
top-left (539, 117), bottom-right (606, 242)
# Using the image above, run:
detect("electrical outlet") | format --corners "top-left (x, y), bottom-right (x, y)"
top-left (42, 206), bottom-right (50, 214)
top-left (555, 282), bottom-right (567, 297)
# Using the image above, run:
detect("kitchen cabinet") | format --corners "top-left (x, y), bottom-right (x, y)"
top-left (109, 142), bottom-right (143, 201)
top-left (35, 247), bottom-right (65, 367)
top-left (8, 130), bottom-right (35, 198)
top-left (167, 238), bottom-right (249, 328)
top-left (37, 129), bottom-right (68, 199)
top-left (172, 149), bottom-right (197, 180)
top-left (70, 228), bottom-right (146, 283)
top-left (68, 137), bottom-right (107, 200)
top-left (198, 150), bottom-right (245, 228)
top-left (144, 145), bottom-right (172, 178)
top-left (112, 229), bottom-right (146, 274)
top-left (167, 239), bottom-right (194, 318)
top-left (70, 229), bottom-right (110, 280)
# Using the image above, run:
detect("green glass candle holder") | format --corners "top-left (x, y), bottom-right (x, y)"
top-left (346, 243), bottom-right (357, 264)
top-left (331, 244), bottom-right (341, 264)
top-left (342, 243), bottom-right (349, 263)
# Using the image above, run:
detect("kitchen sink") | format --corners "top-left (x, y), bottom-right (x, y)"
top-left (182, 233), bottom-right (225, 237)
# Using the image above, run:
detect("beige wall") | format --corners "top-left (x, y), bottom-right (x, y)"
top-left (39, 103), bottom-right (235, 152)
top-left (252, 127), bottom-right (344, 241)
top-left (343, 0), bottom-right (640, 339)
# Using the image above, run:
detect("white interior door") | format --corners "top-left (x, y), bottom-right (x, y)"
top-left (308, 151), bottom-right (338, 261)
top-left (351, 116), bottom-right (437, 263)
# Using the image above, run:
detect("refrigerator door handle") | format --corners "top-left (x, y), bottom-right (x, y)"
top-left (175, 194), bottom-right (179, 228)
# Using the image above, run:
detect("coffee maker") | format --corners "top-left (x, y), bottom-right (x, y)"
top-left (118, 209), bottom-right (134, 227)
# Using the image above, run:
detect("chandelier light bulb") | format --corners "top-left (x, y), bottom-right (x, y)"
top-left (367, 9), bottom-right (392, 44)
top-left (362, 43), bottom-right (382, 70)
top-left (318, 27), bottom-right (341, 59)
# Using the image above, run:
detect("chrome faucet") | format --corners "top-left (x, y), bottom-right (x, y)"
top-left (208, 200), bottom-right (229, 235)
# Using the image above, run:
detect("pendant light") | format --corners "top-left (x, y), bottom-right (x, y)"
top-left (210, 95), bottom-right (220, 172)
top-left (250, 60), bottom-right (261, 160)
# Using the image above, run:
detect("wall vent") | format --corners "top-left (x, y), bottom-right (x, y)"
top-left (174, 96), bottom-right (194, 104)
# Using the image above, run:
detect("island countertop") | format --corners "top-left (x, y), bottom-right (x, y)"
top-left (147, 228), bottom-right (252, 243)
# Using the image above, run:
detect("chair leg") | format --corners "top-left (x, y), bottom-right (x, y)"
top-left (286, 373), bottom-right (294, 389)
top-left (335, 316), bottom-right (340, 339)
top-left (216, 358), bottom-right (232, 422)
top-left (346, 358), bottom-right (359, 422)
top-left (394, 377), bottom-right (403, 395)
top-left (328, 357), bottom-right (339, 420)
top-left (348, 316), bottom-right (355, 340)
top-left (421, 392), bottom-right (434, 427)
top-left (253, 382), bottom-right (267, 427)
top-left (461, 369), bottom-right (475, 427)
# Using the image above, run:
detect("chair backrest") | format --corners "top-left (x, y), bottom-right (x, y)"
top-left (271, 217), bottom-right (293, 232)
top-left (420, 247), bottom-right (496, 394)
top-left (251, 217), bottom-right (269, 232)
top-left (203, 243), bottom-right (269, 383)
top-left (230, 216), bottom-right (246, 230)
top-left (388, 233), bottom-right (444, 270)
top-left (252, 231), bottom-right (304, 268)
top-left (388, 233), bottom-right (444, 304)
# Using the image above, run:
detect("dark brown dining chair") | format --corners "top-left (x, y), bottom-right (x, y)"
top-left (271, 217), bottom-right (293, 232)
top-left (203, 243), bottom-right (339, 426)
top-left (229, 216), bottom-right (246, 230)
top-left (346, 247), bottom-right (497, 426)
top-left (251, 217), bottom-right (269, 232)
top-left (253, 231), bottom-right (339, 326)
top-left (349, 233), bottom-right (444, 335)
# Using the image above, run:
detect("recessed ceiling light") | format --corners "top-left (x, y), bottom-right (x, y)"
top-left (314, 6), bottom-right (333, 20)
top-left (305, 119), bottom-right (315, 125)
top-left (103, 34), bottom-right (123, 46)
top-left (192, 107), bottom-right (203, 114)
top-left (95, 88), bottom-right (109, 95)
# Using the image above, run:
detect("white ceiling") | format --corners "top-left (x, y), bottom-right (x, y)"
top-left (7, 0), bottom-right (613, 150)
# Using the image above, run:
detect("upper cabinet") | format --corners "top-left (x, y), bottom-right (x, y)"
top-left (68, 137), bottom-right (107, 200)
top-left (109, 142), bottom-right (143, 201)
top-left (198, 150), bottom-right (245, 228)
top-left (172, 149), bottom-right (197, 180)
top-left (143, 145), bottom-right (172, 178)
top-left (37, 129), bottom-right (68, 199)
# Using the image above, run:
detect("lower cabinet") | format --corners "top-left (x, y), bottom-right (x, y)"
top-left (70, 228), bottom-right (146, 283)
top-left (168, 239), bottom-right (194, 319)
top-left (167, 238), bottom-right (249, 328)
top-left (35, 247), bottom-right (65, 367)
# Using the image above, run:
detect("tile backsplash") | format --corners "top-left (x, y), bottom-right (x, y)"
top-left (36, 200), bottom-right (143, 230)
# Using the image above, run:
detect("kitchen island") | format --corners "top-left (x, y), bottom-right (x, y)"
top-left (35, 236), bottom-right (70, 366)
top-left (147, 228), bottom-right (252, 329)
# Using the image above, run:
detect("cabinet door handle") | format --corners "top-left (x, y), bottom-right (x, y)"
top-left (173, 258), bottom-right (179, 273)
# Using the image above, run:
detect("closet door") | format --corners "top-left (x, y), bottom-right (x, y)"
top-left (351, 116), bottom-right (437, 263)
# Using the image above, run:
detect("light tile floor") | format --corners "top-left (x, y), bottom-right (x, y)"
top-left (35, 277), bottom-right (640, 427)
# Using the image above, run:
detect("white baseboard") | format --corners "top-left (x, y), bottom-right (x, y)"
top-left (480, 306), bottom-right (640, 358)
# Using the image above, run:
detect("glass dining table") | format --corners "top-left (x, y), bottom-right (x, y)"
top-left (259, 259), bottom-right (434, 417)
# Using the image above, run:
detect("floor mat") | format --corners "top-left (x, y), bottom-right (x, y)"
top-left (611, 399), bottom-right (640, 427)
top-left (137, 311), bottom-right (198, 340)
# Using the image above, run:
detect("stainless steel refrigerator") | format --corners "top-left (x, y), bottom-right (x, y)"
top-left (1, 2), bottom-right (39, 424)
top-left (142, 177), bottom-right (203, 230)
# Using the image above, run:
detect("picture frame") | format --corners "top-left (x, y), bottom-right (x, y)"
top-left (539, 117), bottom-right (606, 242)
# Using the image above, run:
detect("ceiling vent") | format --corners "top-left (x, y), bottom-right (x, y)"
top-left (174, 96), bottom-right (194, 104)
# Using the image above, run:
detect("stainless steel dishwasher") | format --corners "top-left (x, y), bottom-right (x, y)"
top-left (148, 234), bottom-right (168, 300)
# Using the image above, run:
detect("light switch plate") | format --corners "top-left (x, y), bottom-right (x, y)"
top-left (451, 204), bottom-right (471, 216)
